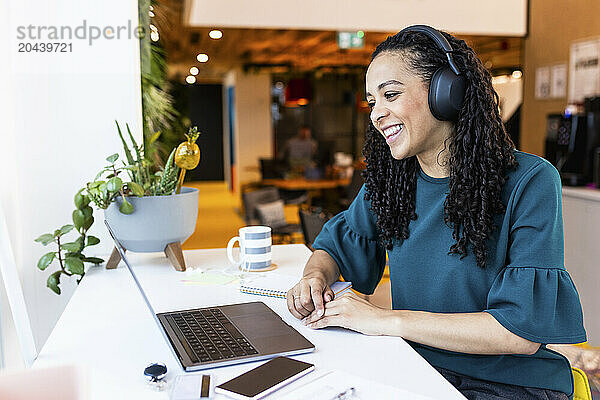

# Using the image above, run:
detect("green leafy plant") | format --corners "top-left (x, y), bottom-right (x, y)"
top-left (34, 215), bottom-right (101, 294)
top-left (35, 121), bottom-right (183, 294)
top-left (139, 0), bottom-right (185, 165)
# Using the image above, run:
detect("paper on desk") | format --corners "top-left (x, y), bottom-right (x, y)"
top-left (181, 270), bottom-right (239, 286)
top-left (277, 370), bottom-right (438, 400)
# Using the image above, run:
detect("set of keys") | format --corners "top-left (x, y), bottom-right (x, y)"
top-left (144, 363), bottom-right (212, 398)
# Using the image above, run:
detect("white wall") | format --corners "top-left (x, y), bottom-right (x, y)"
top-left (188, 0), bottom-right (527, 36)
top-left (225, 70), bottom-right (273, 193)
top-left (0, 0), bottom-right (23, 369)
top-left (0, 0), bottom-right (142, 367)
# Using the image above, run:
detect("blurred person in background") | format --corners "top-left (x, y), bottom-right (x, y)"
top-left (280, 125), bottom-right (318, 171)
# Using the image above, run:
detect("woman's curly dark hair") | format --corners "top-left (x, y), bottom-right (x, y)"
top-left (363, 29), bottom-right (518, 268)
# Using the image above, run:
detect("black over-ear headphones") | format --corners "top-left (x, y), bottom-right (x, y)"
top-left (399, 25), bottom-right (466, 121)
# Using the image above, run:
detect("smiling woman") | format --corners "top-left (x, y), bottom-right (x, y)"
top-left (287, 25), bottom-right (586, 400)
top-left (366, 55), bottom-right (454, 174)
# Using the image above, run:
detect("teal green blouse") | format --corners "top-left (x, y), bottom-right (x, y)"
top-left (313, 151), bottom-right (586, 397)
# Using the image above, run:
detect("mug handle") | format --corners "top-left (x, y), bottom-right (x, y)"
top-left (227, 236), bottom-right (244, 267)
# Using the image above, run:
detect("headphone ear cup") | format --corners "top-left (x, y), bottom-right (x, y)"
top-left (428, 68), bottom-right (466, 121)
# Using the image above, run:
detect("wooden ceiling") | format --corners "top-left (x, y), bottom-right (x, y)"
top-left (155, 0), bottom-right (523, 81)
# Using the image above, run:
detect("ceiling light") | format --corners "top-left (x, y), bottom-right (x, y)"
top-left (209, 30), bottom-right (223, 40)
top-left (190, 66), bottom-right (199, 76)
top-left (150, 31), bottom-right (159, 42)
top-left (148, 11), bottom-right (155, 17)
top-left (512, 70), bottom-right (522, 79)
top-left (149, 24), bottom-right (157, 32)
top-left (197, 53), bottom-right (209, 63)
top-left (149, 5), bottom-right (154, 10)
top-left (186, 75), bottom-right (196, 84)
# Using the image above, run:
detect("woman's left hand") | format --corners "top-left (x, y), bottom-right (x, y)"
top-left (303, 291), bottom-right (393, 336)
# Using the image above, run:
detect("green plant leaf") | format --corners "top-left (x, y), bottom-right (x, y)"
top-left (53, 229), bottom-right (61, 237)
top-left (47, 271), bottom-right (61, 295)
top-left (106, 153), bottom-right (119, 164)
top-left (82, 206), bottom-right (94, 231)
top-left (65, 252), bottom-right (84, 259)
top-left (126, 123), bottom-right (142, 163)
top-left (119, 198), bottom-right (134, 214)
top-left (128, 181), bottom-right (144, 197)
top-left (149, 130), bottom-right (162, 144)
top-left (60, 224), bottom-right (74, 235)
top-left (74, 191), bottom-right (84, 208)
top-left (72, 210), bottom-right (85, 230)
top-left (37, 252), bottom-right (55, 270)
top-left (83, 257), bottom-right (104, 264)
top-left (107, 177), bottom-right (123, 193)
top-left (74, 190), bottom-right (90, 209)
top-left (116, 121), bottom-right (135, 165)
top-left (88, 180), bottom-right (103, 189)
top-left (61, 241), bottom-right (81, 252)
top-left (35, 233), bottom-right (55, 245)
top-left (65, 257), bottom-right (84, 275)
top-left (86, 236), bottom-right (100, 246)
top-left (98, 182), bottom-right (108, 197)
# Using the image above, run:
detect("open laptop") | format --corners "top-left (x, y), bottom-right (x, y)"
top-left (104, 221), bottom-right (315, 372)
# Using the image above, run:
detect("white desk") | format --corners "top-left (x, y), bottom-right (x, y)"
top-left (33, 244), bottom-right (464, 399)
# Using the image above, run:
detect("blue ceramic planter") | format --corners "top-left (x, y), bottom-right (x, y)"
top-left (103, 187), bottom-right (199, 252)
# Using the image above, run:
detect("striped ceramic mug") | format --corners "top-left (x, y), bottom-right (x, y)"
top-left (227, 226), bottom-right (272, 271)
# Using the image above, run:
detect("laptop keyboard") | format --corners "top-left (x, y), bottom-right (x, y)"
top-left (169, 308), bottom-right (258, 363)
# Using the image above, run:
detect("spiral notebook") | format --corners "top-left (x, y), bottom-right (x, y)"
top-left (240, 274), bottom-right (352, 299)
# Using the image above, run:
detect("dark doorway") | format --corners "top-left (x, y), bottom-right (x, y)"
top-left (179, 83), bottom-right (224, 181)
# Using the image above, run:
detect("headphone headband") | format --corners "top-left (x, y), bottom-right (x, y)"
top-left (396, 25), bottom-right (466, 121)
top-left (399, 25), bottom-right (461, 75)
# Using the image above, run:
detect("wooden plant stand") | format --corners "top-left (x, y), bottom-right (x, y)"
top-left (105, 241), bottom-right (186, 271)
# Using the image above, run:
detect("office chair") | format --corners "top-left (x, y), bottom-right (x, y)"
top-left (242, 187), bottom-right (281, 225)
top-left (0, 203), bottom-right (37, 368)
top-left (242, 187), bottom-right (301, 244)
top-left (256, 201), bottom-right (301, 244)
top-left (339, 169), bottom-right (364, 208)
top-left (572, 367), bottom-right (592, 400)
top-left (298, 208), bottom-right (331, 249)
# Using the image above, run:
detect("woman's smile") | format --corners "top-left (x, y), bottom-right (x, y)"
top-left (382, 123), bottom-right (404, 144)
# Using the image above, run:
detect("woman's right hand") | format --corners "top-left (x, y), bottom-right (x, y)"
top-left (286, 273), bottom-right (335, 319)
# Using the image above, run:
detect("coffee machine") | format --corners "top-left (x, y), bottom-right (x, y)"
top-left (545, 97), bottom-right (600, 186)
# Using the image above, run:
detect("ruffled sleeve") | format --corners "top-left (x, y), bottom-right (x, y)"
top-left (485, 160), bottom-right (586, 344)
top-left (486, 267), bottom-right (586, 343)
top-left (312, 185), bottom-right (386, 294)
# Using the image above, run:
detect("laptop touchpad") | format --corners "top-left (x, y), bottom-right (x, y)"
top-left (232, 315), bottom-right (291, 339)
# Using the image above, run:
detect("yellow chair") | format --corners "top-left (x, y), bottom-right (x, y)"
top-left (572, 367), bottom-right (592, 400)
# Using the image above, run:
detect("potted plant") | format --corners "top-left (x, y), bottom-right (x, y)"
top-left (35, 122), bottom-right (200, 294)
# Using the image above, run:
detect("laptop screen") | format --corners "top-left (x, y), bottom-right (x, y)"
top-left (104, 220), bottom-right (160, 319)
